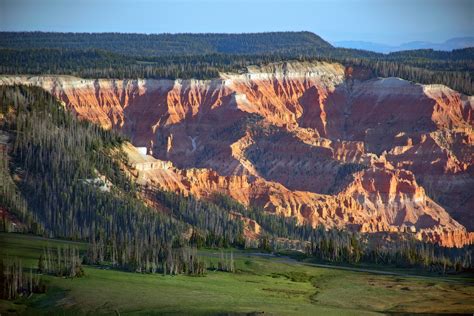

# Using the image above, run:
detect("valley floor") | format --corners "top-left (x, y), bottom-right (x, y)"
top-left (1, 233), bottom-right (473, 315)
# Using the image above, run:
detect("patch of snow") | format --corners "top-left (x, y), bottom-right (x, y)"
top-left (378, 77), bottom-right (410, 88)
top-left (137, 147), bottom-right (147, 156)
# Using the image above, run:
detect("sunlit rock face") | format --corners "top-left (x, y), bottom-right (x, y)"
top-left (2, 60), bottom-right (473, 247)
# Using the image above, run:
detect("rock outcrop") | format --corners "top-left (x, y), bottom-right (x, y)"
top-left (2, 60), bottom-right (472, 247)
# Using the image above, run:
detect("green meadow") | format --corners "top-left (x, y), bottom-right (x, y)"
top-left (1, 233), bottom-right (473, 315)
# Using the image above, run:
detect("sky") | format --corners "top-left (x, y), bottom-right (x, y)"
top-left (0, 0), bottom-right (472, 45)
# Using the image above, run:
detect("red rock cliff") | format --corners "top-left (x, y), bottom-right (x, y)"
top-left (2, 61), bottom-right (473, 247)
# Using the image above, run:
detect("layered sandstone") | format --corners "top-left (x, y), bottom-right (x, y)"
top-left (1, 60), bottom-right (472, 247)
top-left (122, 143), bottom-right (472, 247)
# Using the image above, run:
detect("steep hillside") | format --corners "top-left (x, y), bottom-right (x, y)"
top-left (2, 60), bottom-right (473, 247)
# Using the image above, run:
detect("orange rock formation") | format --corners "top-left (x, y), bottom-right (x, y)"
top-left (2, 60), bottom-right (472, 247)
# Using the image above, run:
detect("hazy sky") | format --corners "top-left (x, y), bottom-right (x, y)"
top-left (0, 0), bottom-right (472, 45)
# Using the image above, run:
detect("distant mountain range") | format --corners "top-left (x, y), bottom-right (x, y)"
top-left (333, 37), bottom-right (474, 53)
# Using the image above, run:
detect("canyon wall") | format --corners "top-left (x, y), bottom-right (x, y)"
top-left (1, 60), bottom-right (473, 246)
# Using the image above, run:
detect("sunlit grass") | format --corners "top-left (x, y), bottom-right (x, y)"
top-left (1, 233), bottom-right (473, 315)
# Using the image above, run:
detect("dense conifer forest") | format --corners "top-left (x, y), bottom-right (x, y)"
top-left (0, 31), bottom-right (333, 56)
top-left (0, 32), bottom-right (472, 94)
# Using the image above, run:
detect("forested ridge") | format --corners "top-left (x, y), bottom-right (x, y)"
top-left (0, 31), bottom-right (333, 56)
top-left (0, 32), bottom-right (472, 94)
top-left (0, 85), bottom-right (472, 281)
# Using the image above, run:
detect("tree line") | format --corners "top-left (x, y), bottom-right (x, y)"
top-left (38, 245), bottom-right (84, 278)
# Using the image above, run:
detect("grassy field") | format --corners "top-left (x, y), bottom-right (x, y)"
top-left (1, 233), bottom-right (473, 315)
